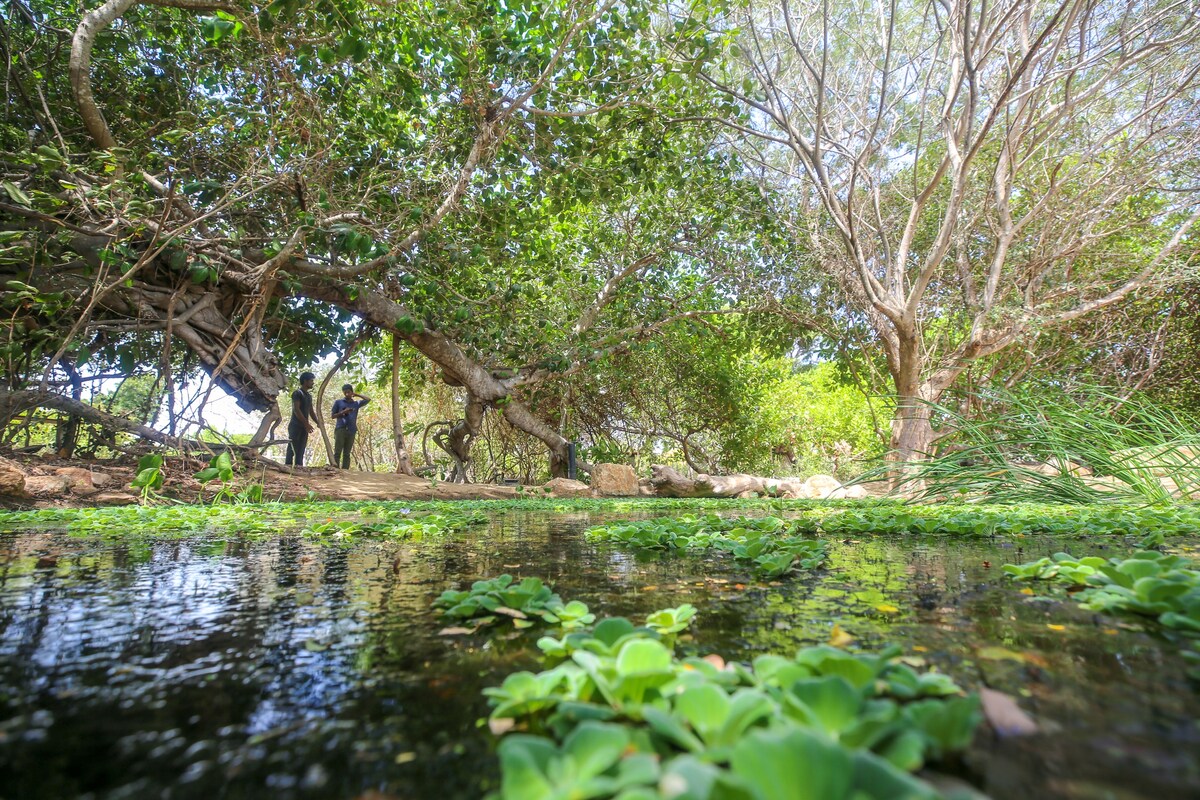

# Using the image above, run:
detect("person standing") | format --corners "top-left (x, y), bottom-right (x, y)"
top-left (331, 384), bottom-right (371, 470)
top-left (285, 372), bottom-right (318, 468)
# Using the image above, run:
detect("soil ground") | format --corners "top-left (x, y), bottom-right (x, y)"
top-left (1, 452), bottom-right (523, 508)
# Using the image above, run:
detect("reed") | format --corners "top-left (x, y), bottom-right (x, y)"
top-left (869, 384), bottom-right (1200, 504)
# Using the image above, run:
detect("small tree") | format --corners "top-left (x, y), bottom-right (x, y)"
top-left (696, 0), bottom-right (1200, 466)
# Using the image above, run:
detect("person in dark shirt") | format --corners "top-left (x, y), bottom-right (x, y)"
top-left (285, 372), bottom-right (318, 468)
top-left (330, 384), bottom-right (371, 470)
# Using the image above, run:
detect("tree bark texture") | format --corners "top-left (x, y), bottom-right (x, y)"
top-left (391, 334), bottom-right (415, 475)
top-left (649, 465), bottom-right (776, 498)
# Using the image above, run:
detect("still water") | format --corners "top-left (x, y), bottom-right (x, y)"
top-left (0, 509), bottom-right (1197, 799)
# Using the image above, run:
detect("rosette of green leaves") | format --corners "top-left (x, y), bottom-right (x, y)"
top-left (1005, 549), bottom-right (1200, 678)
top-left (433, 574), bottom-right (594, 630)
top-left (487, 610), bottom-right (981, 800)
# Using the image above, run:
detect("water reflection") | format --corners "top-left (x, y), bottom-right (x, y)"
top-left (0, 512), bottom-right (1197, 799)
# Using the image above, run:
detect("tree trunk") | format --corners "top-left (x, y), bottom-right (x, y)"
top-left (886, 332), bottom-right (965, 489)
top-left (314, 377), bottom-right (337, 466)
top-left (250, 404), bottom-right (281, 447)
top-left (391, 334), bottom-right (415, 475)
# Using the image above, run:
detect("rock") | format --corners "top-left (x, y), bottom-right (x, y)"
top-left (541, 478), bottom-right (592, 498)
top-left (1159, 476), bottom-right (1200, 500)
top-left (0, 457), bottom-right (27, 496)
top-left (91, 491), bottom-right (138, 506)
top-left (828, 484), bottom-right (869, 499)
top-left (1081, 475), bottom-right (1125, 494)
top-left (1112, 445), bottom-right (1200, 477)
top-left (89, 471), bottom-right (113, 488)
top-left (776, 478), bottom-right (806, 499)
top-left (803, 474), bottom-right (843, 499)
top-left (24, 475), bottom-right (71, 497)
top-left (1025, 458), bottom-right (1092, 477)
top-left (590, 463), bottom-right (639, 496)
top-left (53, 467), bottom-right (102, 495)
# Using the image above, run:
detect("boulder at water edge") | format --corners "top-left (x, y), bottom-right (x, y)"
top-left (0, 457), bottom-right (27, 497)
top-left (590, 463), bottom-right (639, 496)
top-left (542, 478), bottom-right (592, 498)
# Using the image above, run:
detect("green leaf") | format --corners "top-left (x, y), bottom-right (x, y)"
top-left (2, 181), bottom-right (32, 207)
top-left (728, 727), bottom-right (854, 800)
top-left (786, 676), bottom-right (864, 735)
top-left (615, 639), bottom-right (672, 675)
top-left (562, 721), bottom-right (629, 781)
top-left (674, 683), bottom-right (731, 737)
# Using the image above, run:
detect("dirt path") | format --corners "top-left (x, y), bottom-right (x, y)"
top-left (0, 453), bottom-right (526, 507)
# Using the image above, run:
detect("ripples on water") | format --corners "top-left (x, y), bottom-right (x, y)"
top-left (0, 510), bottom-right (1197, 799)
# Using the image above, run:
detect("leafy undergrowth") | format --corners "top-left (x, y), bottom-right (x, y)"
top-left (484, 608), bottom-right (982, 800)
top-left (3, 498), bottom-right (1199, 542)
top-left (812, 503), bottom-right (1200, 537)
top-left (300, 511), bottom-right (486, 540)
top-left (434, 575), bottom-right (595, 632)
top-left (0, 497), bottom-right (880, 538)
top-left (1005, 550), bottom-right (1200, 678)
top-left (586, 515), bottom-right (827, 578)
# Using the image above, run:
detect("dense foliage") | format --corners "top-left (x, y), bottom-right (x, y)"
top-left (586, 514), bottom-right (827, 578)
top-left (483, 607), bottom-right (980, 800)
top-left (3, 0), bottom-right (1195, 476)
top-left (1005, 549), bottom-right (1200, 679)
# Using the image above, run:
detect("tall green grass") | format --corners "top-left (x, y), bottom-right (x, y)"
top-left (870, 384), bottom-right (1200, 504)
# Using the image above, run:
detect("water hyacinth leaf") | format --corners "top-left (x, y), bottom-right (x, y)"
top-left (673, 683), bottom-right (732, 737)
top-left (642, 706), bottom-right (705, 753)
top-left (659, 755), bottom-right (720, 799)
top-left (875, 728), bottom-right (927, 771)
top-left (561, 721), bottom-right (630, 782)
top-left (786, 676), bottom-right (864, 736)
top-left (712, 690), bottom-right (776, 748)
top-left (593, 617), bottom-right (636, 647)
top-left (616, 639), bottom-right (673, 675)
top-left (850, 750), bottom-right (941, 800)
top-left (903, 696), bottom-right (984, 756)
top-left (497, 735), bottom-right (557, 800)
top-left (727, 727), bottom-right (854, 800)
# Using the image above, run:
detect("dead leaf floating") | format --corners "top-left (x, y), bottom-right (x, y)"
top-left (828, 624), bottom-right (855, 648)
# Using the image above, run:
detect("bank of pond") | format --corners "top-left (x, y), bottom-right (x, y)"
top-left (0, 498), bottom-right (1197, 799)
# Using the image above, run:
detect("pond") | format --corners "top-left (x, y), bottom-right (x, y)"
top-left (0, 506), bottom-right (1197, 799)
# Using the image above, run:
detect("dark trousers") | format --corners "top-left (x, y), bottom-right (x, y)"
top-left (334, 427), bottom-right (356, 469)
top-left (285, 423), bottom-right (308, 466)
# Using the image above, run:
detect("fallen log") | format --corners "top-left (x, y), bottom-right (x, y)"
top-left (649, 465), bottom-right (868, 499)
top-left (650, 465), bottom-right (776, 498)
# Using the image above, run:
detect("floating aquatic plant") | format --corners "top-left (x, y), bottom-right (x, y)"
top-left (585, 515), bottom-right (826, 578)
top-left (484, 608), bottom-right (981, 800)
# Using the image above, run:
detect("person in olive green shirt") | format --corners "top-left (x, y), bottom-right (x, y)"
top-left (330, 384), bottom-right (371, 469)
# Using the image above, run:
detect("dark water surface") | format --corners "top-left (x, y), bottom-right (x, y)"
top-left (1, 510), bottom-right (1197, 800)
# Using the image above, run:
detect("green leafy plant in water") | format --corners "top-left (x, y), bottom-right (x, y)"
top-left (814, 503), bottom-right (1200, 539)
top-left (1005, 549), bottom-right (1200, 679)
top-left (486, 608), bottom-right (981, 800)
top-left (129, 454), bottom-right (165, 504)
top-left (433, 574), bottom-right (595, 631)
top-left (301, 511), bottom-right (485, 541)
top-left (586, 515), bottom-right (827, 578)
top-left (645, 603), bottom-right (697, 645)
top-left (193, 451), bottom-right (264, 505)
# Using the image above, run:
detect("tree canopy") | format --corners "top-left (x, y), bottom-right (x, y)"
top-left (2, 0), bottom-right (1197, 477)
